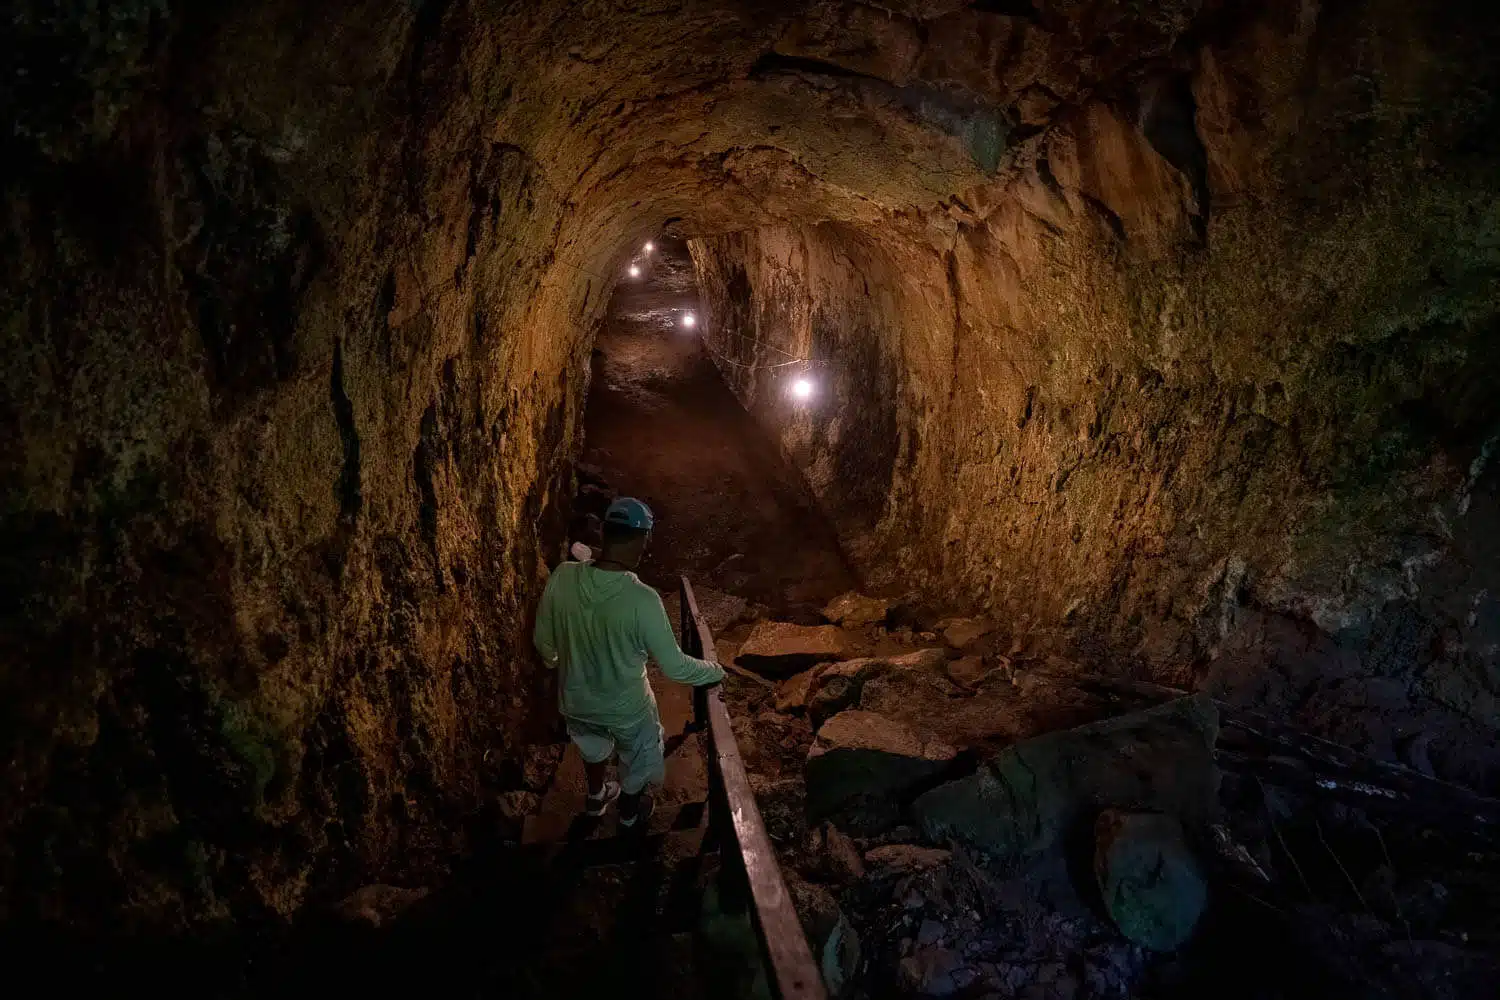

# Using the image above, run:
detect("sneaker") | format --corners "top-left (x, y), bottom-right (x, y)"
top-left (618, 794), bottom-right (655, 829)
top-left (585, 780), bottom-right (621, 817)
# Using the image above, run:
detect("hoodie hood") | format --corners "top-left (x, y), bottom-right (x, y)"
top-left (574, 563), bottom-right (633, 606)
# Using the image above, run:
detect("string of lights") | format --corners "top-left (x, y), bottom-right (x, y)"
top-left (630, 237), bottom-right (823, 400)
top-left (694, 321), bottom-right (824, 402)
top-left (439, 223), bottom-right (827, 402)
top-left (700, 342), bottom-right (813, 371)
top-left (426, 225), bottom-right (1094, 408)
top-left (713, 325), bottom-right (804, 362)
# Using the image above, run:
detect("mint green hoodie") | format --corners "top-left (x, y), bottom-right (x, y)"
top-left (533, 562), bottom-right (724, 728)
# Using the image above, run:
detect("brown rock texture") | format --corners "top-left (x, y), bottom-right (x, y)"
top-left (3, 5), bottom-right (584, 929)
top-left (690, 1), bottom-right (1500, 782)
top-left (736, 621), bottom-right (850, 676)
top-left (863, 844), bottom-right (951, 873)
top-left (775, 669), bottom-right (821, 715)
top-left (805, 647), bottom-right (949, 726)
top-left (821, 591), bottom-right (893, 628)
top-left (3, 0), bottom-right (1498, 934)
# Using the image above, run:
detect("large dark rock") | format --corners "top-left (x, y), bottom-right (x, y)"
top-left (913, 695), bottom-right (1219, 862)
top-left (1094, 810), bottom-right (1207, 952)
top-left (1420, 658), bottom-right (1500, 731)
top-left (806, 709), bottom-right (959, 833)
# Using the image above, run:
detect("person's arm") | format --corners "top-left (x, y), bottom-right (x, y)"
top-left (638, 589), bottom-right (725, 686)
top-left (533, 575), bottom-right (560, 667)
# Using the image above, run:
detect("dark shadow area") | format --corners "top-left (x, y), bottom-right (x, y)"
top-left (2, 828), bottom-right (724, 998)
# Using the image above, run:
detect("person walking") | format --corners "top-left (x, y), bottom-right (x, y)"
top-left (533, 497), bottom-right (724, 827)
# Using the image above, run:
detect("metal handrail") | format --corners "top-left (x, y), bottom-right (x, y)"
top-left (680, 577), bottom-right (828, 1000)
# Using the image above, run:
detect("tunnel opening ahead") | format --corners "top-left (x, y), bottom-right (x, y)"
top-left (572, 235), bottom-right (855, 619)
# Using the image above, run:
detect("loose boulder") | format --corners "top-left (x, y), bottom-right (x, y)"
top-left (806, 648), bottom-right (948, 727)
top-left (737, 622), bottom-right (849, 677)
top-left (1095, 810), bottom-right (1207, 951)
top-left (855, 662), bottom-right (1034, 751)
top-left (775, 668), bottom-right (820, 714)
top-left (335, 884), bottom-right (431, 928)
top-left (944, 655), bottom-right (991, 687)
top-left (807, 710), bottom-right (959, 833)
top-left (938, 617), bottom-right (995, 650)
top-left (821, 591), bottom-right (893, 627)
top-left (913, 695), bottom-right (1219, 862)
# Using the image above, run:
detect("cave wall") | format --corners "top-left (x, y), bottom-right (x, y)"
top-left (0, 0), bottom-right (1035, 935)
top-left (692, 1), bottom-right (1500, 783)
top-left (0, 1), bottom-right (622, 928)
top-left (5, 0), bottom-right (1500, 933)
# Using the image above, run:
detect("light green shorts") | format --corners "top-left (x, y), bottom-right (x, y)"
top-left (564, 710), bottom-right (666, 795)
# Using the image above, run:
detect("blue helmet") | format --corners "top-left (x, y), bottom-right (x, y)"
top-left (604, 496), bottom-right (655, 531)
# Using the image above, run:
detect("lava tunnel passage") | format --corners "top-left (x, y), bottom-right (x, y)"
top-left (575, 235), bottom-right (856, 616)
top-left (4, 2), bottom-right (1500, 998)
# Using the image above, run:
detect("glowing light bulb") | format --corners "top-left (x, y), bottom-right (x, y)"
top-left (628, 265), bottom-right (640, 277)
top-left (792, 377), bottom-right (814, 400)
top-left (644, 241), bottom-right (655, 253)
top-left (681, 312), bottom-right (696, 328)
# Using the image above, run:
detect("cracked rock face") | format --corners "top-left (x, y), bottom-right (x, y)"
top-left (3, 0), bottom-right (1499, 931)
top-left (692, 1), bottom-right (1500, 758)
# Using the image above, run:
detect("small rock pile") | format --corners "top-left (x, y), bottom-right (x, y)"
top-left (719, 591), bottom-right (1225, 998)
top-left (720, 590), bottom-right (1500, 999)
